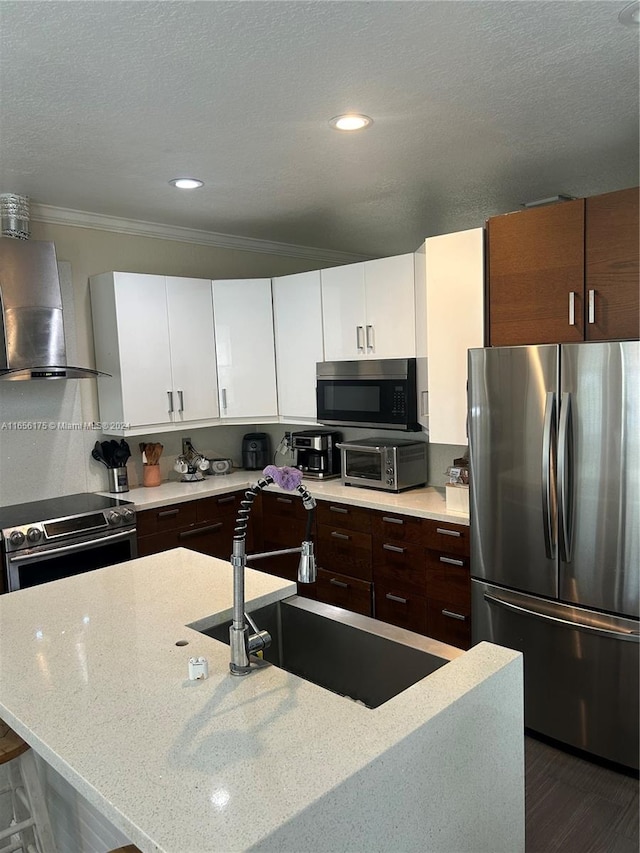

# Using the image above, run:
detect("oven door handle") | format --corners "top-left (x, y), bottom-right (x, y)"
top-left (7, 529), bottom-right (136, 565)
top-left (335, 442), bottom-right (382, 452)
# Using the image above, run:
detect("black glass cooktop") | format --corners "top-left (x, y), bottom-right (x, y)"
top-left (0, 493), bottom-right (133, 530)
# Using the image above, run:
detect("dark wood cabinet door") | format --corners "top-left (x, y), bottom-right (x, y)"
top-left (487, 199), bottom-right (585, 346)
top-left (137, 501), bottom-right (197, 536)
top-left (304, 568), bottom-right (372, 616)
top-left (374, 584), bottom-right (428, 635)
top-left (316, 524), bottom-right (372, 581)
top-left (585, 187), bottom-right (639, 342)
top-left (426, 597), bottom-right (471, 650)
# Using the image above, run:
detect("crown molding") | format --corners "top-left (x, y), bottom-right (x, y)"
top-left (29, 203), bottom-right (372, 264)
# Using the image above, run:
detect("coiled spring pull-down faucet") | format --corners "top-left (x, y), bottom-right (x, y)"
top-left (229, 465), bottom-right (317, 675)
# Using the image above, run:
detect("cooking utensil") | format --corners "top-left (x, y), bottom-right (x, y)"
top-left (91, 447), bottom-right (109, 468)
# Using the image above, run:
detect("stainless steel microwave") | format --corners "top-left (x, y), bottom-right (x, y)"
top-left (316, 358), bottom-right (421, 431)
top-left (337, 438), bottom-right (428, 492)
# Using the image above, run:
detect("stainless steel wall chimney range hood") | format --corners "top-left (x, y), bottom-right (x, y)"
top-left (0, 238), bottom-right (108, 380)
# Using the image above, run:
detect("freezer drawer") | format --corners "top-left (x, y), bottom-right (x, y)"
top-left (472, 579), bottom-right (639, 769)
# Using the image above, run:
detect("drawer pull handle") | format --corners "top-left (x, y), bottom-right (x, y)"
top-left (330, 578), bottom-right (349, 588)
top-left (383, 543), bottom-right (405, 554)
top-left (158, 509), bottom-right (179, 519)
top-left (331, 531), bottom-right (350, 540)
top-left (329, 505), bottom-right (348, 514)
top-left (386, 593), bottom-right (407, 604)
top-left (442, 609), bottom-right (466, 621)
top-left (218, 495), bottom-right (235, 505)
top-left (382, 516), bottom-right (404, 525)
top-left (439, 556), bottom-right (464, 566)
top-left (276, 497), bottom-right (293, 504)
top-left (435, 527), bottom-right (461, 537)
top-left (179, 523), bottom-right (223, 539)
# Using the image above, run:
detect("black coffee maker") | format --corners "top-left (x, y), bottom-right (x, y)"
top-left (242, 432), bottom-right (271, 470)
top-left (291, 429), bottom-right (342, 479)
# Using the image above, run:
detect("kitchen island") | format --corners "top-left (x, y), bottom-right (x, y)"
top-left (0, 548), bottom-right (523, 853)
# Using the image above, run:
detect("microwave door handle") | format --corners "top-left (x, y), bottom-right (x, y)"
top-left (336, 442), bottom-right (382, 452)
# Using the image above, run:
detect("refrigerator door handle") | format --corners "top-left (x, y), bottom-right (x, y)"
top-left (541, 391), bottom-right (557, 559)
top-left (483, 592), bottom-right (640, 642)
top-left (558, 391), bottom-right (574, 563)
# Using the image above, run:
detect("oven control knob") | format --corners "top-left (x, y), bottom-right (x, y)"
top-left (386, 478), bottom-right (394, 485)
top-left (107, 511), bottom-right (122, 525)
top-left (9, 530), bottom-right (25, 546)
top-left (26, 527), bottom-right (42, 543)
top-left (120, 507), bottom-right (135, 522)
top-left (386, 467), bottom-right (393, 475)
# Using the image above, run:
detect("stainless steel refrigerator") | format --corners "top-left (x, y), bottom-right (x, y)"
top-left (468, 341), bottom-right (639, 770)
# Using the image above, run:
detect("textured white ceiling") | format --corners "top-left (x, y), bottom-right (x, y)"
top-left (0, 0), bottom-right (638, 257)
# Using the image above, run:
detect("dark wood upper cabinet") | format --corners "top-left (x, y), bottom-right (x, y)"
top-left (487, 188), bottom-right (639, 346)
top-left (487, 198), bottom-right (585, 346)
top-left (585, 187), bottom-right (639, 342)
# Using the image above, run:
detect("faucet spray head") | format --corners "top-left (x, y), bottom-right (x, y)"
top-left (297, 540), bottom-right (317, 584)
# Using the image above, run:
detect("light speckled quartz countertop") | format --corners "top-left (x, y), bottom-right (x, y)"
top-left (0, 548), bottom-right (523, 853)
top-left (101, 471), bottom-right (469, 525)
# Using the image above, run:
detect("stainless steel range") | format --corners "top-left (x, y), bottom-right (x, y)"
top-left (1, 493), bottom-right (137, 592)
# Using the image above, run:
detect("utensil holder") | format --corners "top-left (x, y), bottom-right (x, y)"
top-left (108, 466), bottom-right (129, 494)
top-left (143, 464), bottom-right (162, 488)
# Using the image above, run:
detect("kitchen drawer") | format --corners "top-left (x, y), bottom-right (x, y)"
top-left (317, 501), bottom-right (372, 533)
top-left (422, 519), bottom-right (469, 556)
top-left (425, 550), bottom-right (471, 610)
top-left (196, 491), bottom-right (242, 522)
top-left (371, 510), bottom-right (424, 544)
top-left (316, 523), bottom-right (372, 581)
top-left (372, 539), bottom-right (427, 596)
top-left (262, 491), bottom-right (308, 522)
top-left (137, 501), bottom-right (198, 536)
top-left (426, 597), bottom-right (471, 650)
top-left (136, 517), bottom-right (237, 559)
top-left (307, 568), bottom-right (372, 617)
top-left (374, 584), bottom-right (428, 635)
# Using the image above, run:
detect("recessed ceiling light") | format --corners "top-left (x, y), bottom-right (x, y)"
top-left (169, 178), bottom-right (204, 189)
top-left (329, 114), bottom-right (373, 132)
top-left (619, 1), bottom-right (640, 26)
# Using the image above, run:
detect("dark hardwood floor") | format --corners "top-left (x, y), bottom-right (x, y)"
top-left (526, 734), bottom-right (639, 853)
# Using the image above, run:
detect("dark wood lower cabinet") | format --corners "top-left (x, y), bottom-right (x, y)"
top-left (302, 568), bottom-right (372, 617)
top-left (374, 585), bottom-right (427, 634)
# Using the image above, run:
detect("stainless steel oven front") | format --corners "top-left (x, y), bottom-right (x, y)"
top-left (1, 494), bottom-right (137, 592)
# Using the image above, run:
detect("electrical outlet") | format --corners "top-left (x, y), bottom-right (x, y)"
top-left (182, 437), bottom-right (192, 455)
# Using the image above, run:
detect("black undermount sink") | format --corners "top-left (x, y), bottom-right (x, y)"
top-left (191, 595), bottom-right (464, 708)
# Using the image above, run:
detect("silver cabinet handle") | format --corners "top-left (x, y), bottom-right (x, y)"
top-left (435, 527), bottom-right (461, 537)
top-left (218, 495), bottom-right (236, 505)
top-left (541, 390), bottom-right (556, 560)
top-left (331, 531), bottom-right (350, 540)
top-left (386, 593), bottom-right (407, 604)
top-left (383, 543), bottom-right (405, 554)
top-left (330, 578), bottom-right (349, 588)
top-left (158, 509), bottom-right (179, 519)
top-left (167, 390), bottom-right (174, 414)
top-left (382, 516), bottom-right (404, 525)
top-left (177, 390), bottom-right (184, 412)
top-left (439, 556), bottom-right (464, 566)
top-left (588, 289), bottom-right (596, 324)
top-left (329, 505), bottom-right (348, 514)
top-left (221, 388), bottom-right (227, 410)
top-left (356, 325), bottom-right (365, 352)
top-left (568, 291), bottom-right (576, 326)
top-left (276, 497), bottom-right (293, 504)
top-left (442, 609), bottom-right (466, 621)
top-left (179, 522), bottom-right (223, 539)
top-left (365, 324), bottom-right (374, 351)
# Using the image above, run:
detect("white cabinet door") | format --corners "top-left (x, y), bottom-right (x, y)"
top-left (166, 277), bottom-right (219, 423)
top-left (320, 263), bottom-right (366, 360)
top-left (272, 270), bottom-right (324, 421)
top-left (424, 228), bottom-right (484, 444)
top-left (111, 273), bottom-right (174, 427)
top-left (212, 278), bottom-right (277, 419)
top-left (363, 253), bottom-right (416, 358)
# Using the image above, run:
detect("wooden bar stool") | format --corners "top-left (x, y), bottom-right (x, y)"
top-left (0, 720), bottom-right (57, 853)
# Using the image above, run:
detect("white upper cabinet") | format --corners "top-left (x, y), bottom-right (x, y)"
top-left (90, 273), bottom-right (219, 432)
top-left (212, 278), bottom-right (278, 420)
top-left (272, 270), bottom-right (324, 422)
top-left (421, 228), bottom-right (484, 445)
top-left (321, 253), bottom-right (416, 361)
